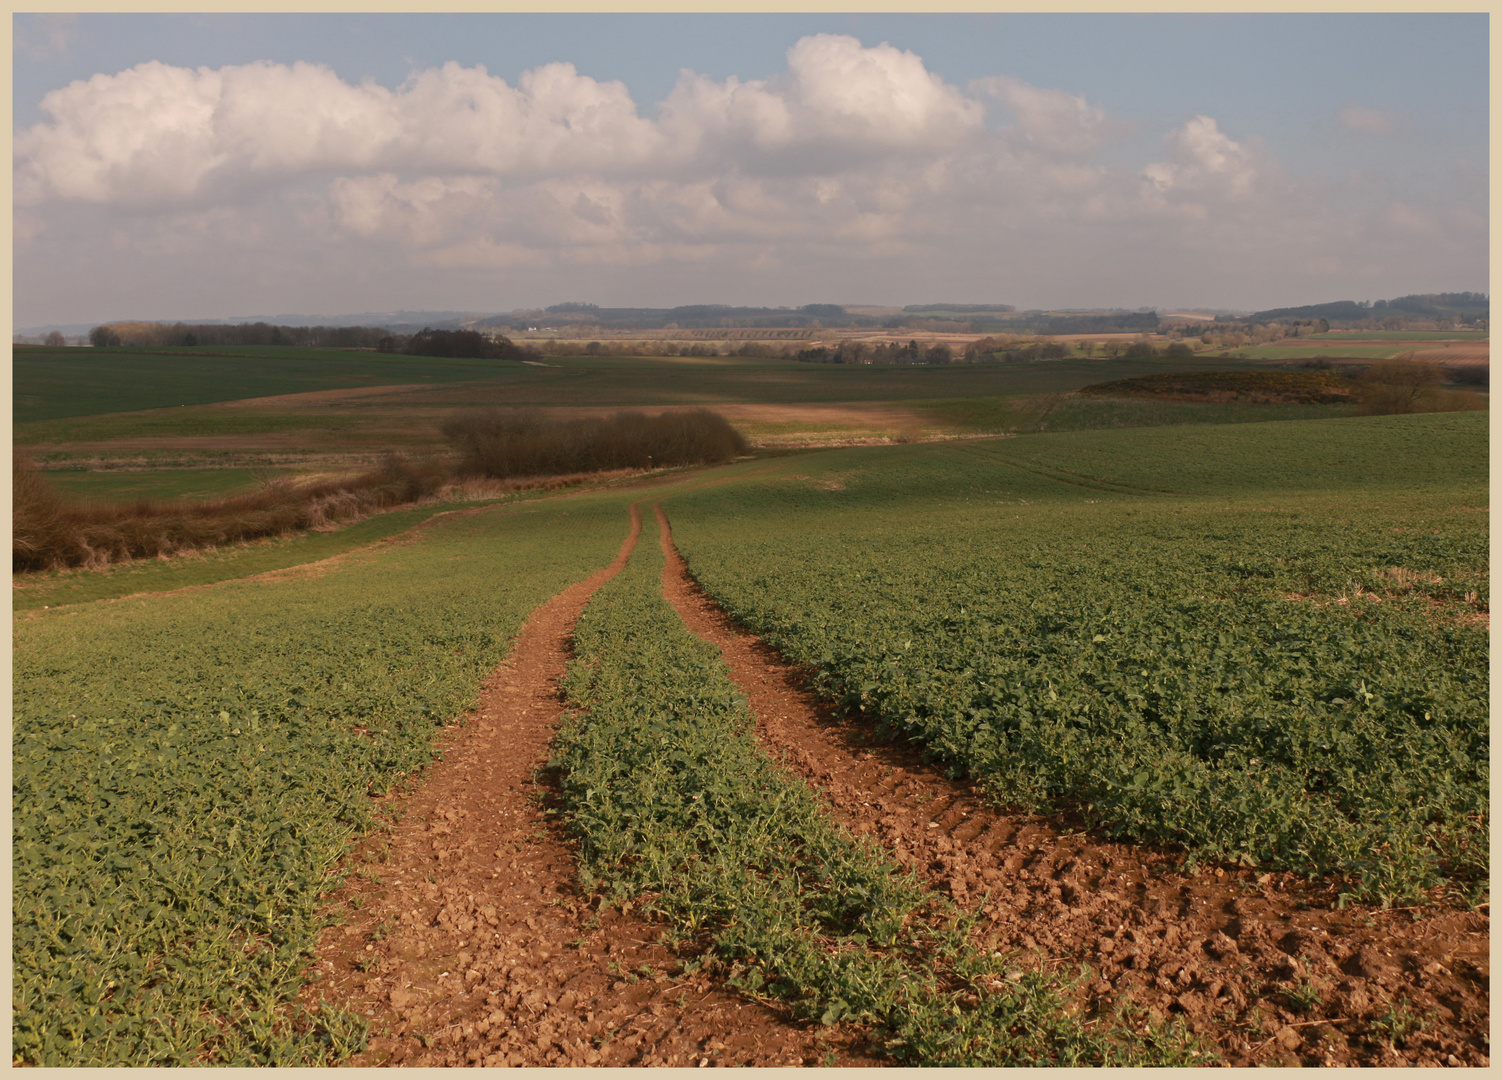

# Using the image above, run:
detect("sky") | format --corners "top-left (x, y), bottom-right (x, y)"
top-left (12, 12), bottom-right (1490, 328)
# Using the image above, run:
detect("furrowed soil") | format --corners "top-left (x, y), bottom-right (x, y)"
top-left (305, 489), bottom-right (1487, 1069)
top-left (310, 502), bottom-right (879, 1067)
top-left (652, 506), bottom-right (1490, 1069)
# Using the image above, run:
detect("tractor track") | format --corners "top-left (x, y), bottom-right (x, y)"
top-left (653, 503), bottom-right (1489, 1068)
top-left (310, 502), bottom-right (879, 1067)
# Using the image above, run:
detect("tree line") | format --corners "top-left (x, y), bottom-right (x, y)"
top-left (82, 321), bottom-right (543, 361)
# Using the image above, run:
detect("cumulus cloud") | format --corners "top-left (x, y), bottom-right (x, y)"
top-left (14, 58), bottom-right (660, 205)
top-left (12, 33), bottom-right (1485, 320)
top-left (1142, 115), bottom-right (1261, 207)
top-left (972, 75), bottom-right (1112, 156)
top-left (16, 35), bottom-right (983, 207)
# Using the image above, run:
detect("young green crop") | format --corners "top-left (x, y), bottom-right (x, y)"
top-left (12, 496), bottom-right (630, 1065)
top-left (551, 517), bottom-right (1203, 1065)
top-left (664, 414), bottom-right (1488, 905)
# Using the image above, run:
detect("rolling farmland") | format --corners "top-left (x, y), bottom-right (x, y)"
top-left (10, 341), bottom-right (1488, 1066)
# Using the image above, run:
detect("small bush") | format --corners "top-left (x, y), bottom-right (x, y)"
top-left (442, 408), bottom-right (748, 479)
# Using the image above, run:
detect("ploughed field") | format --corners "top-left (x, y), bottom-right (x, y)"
top-left (12, 411), bottom-right (1487, 1066)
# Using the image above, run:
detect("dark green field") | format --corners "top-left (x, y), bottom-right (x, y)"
top-left (17, 344), bottom-right (1374, 496)
top-left (13, 345), bottom-right (530, 422)
top-left (17, 345), bottom-right (1297, 424)
top-left (41, 467), bottom-right (269, 503)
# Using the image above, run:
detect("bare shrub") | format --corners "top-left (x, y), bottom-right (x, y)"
top-left (442, 408), bottom-right (748, 479)
top-left (13, 454), bottom-right (450, 571)
top-left (1355, 358), bottom-right (1485, 415)
top-left (1444, 363), bottom-right (1489, 388)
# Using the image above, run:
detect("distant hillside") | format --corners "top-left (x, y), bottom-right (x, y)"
top-left (901, 304), bottom-right (1017, 314)
top-left (474, 304), bottom-right (883, 331)
top-left (1230, 293), bottom-right (1488, 326)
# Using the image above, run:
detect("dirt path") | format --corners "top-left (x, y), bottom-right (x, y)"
top-left (653, 504), bottom-right (1490, 1068)
top-left (310, 502), bottom-right (875, 1067)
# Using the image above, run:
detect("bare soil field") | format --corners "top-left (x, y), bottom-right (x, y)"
top-left (1408, 344), bottom-right (1489, 364)
top-left (807, 329), bottom-right (1159, 349)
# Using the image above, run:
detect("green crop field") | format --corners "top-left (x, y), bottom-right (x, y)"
top-left (914, 394), bottom-right (1351, 433)
top-left (11, 497), bottom-right (526, 612)
top-left (12, 495), bottom-right (630, 1065)
top-left (1313, 330), bottom-right (1489, 342)
top-left (17, 346), bottom-right (1289, 425)
top-left (664, 413), bottom-right (1489, 906)
top-left (15, 409), bottom-right (363, 446)
top-left (38, 467), bottom-right (271, 503)
top-left (12, 345), bottom-right (532, 422)
top-left (12, 327), bottom-right (1489, 1068)
top-left (554, 513), bottom-right (1199, 1066)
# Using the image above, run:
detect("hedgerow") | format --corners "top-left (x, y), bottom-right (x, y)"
top-left (1078, 370), bottom-right (1356, 403)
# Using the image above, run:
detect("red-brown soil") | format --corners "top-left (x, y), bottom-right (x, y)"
top-left (653, 505), bottom-right (1490, 1069)
top-left (309, 502), bottom-right (879, 1067)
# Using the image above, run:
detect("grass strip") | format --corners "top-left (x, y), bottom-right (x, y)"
top-left (551, 527), bottom-right (1204, 1065)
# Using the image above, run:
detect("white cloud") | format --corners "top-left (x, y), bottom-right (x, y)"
top-left (16, 35), bottom-right (982, 207)
top-left (972, 76), bottom-right (1112, 156)
top-left (1142, 115), bottom-right (1260, 204)
top-left (660, 35), bottom-right (980, 164)
top-left (12, 34), bottom-right (1486, 320)
top-left (329, 174), bottom-right (498, 247)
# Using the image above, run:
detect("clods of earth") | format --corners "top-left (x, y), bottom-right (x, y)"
top-left (309, 504), bottom-right (1489, 1068)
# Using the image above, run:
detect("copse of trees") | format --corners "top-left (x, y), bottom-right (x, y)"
top-left (442, 408), bottom-right (748, 479)
top-left (80, 320), bottom-right (549, 360)
top-left (398, 328), bottom-right (540, 361)
top-left (88, 321), bottom-right (402, 349)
